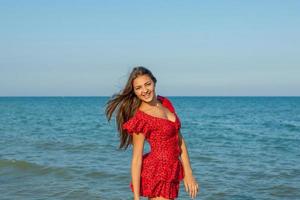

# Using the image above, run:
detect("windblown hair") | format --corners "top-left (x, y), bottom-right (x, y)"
top-left (105, 66), bottom-right (157, 149)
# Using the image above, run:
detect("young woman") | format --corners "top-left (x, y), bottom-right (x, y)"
top-left (105, 66), bottom-right (199, 200)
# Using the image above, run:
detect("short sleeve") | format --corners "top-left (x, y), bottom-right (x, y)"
top-left (122, 115), bottom-right (150, 138)
top-left (160, 96), bottom-right (176, 113)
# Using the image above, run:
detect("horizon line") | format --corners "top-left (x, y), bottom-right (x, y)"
top-left (0, 95), bottom-right (299, 98)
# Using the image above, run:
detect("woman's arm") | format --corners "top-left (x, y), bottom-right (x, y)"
top-left (131, 133), bottom-right (145, 200)
top-left (179, 130), bottom-right (193, 175)
top-left (178, 130), bottom-right (199, 199)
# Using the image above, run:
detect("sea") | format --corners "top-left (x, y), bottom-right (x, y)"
top-left (0, 97), bottom-right (299, 200)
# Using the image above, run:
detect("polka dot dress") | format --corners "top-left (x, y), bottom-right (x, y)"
top-left (122, 95), bottom-right (184, 199)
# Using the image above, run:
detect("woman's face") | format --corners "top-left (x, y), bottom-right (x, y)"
top-left (133, 74), bottom-right (156, 102)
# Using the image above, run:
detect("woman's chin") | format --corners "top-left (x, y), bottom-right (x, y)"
top-left (142, 94), bottom-right (153, 102)
top-left (143, 97), bottom-right (152, 102)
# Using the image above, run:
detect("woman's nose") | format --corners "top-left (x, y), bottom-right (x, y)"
top-left (142, 87), bottom-right (148, 93)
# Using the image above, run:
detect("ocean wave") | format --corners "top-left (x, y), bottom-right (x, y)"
top-left (262, 121), bottom-right (300, 132)
top-left (0, 159), bottom-right (115, 180)
top-left (0, 159), bottom-right (72, 178)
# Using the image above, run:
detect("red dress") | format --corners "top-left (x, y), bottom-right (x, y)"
top-left (122, 95), bottom-right (184, 199)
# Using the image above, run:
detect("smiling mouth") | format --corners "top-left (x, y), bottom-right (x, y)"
top-left (143, 92), bottom-right (151, 98)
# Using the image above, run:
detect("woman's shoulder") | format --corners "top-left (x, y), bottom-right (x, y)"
top-left (157, 95), bottom-right (176, 113)
top-left (123, 109), bottom-right (142, 124)
top-left (122, 110), bottom-right (151, 137)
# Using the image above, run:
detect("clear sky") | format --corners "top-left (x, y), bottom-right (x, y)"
top-left (1, 0), bottom-right (299, 96)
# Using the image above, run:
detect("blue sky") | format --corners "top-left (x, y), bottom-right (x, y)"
top-left (0, 0), bottom-right (299, 96)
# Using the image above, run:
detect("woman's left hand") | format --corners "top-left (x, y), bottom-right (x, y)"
top-left (183, 173), bottom-right (199, 199)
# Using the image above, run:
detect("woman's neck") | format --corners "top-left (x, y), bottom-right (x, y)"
top-left (140, 95), bottom-right (161, 110)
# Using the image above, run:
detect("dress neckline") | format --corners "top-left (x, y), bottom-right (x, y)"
top-left (137, 95), bottom-right (177, 124)
top-left (137, 109), bottom-right (178, 124)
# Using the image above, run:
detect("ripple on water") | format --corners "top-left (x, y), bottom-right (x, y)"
top-left (0, 159), bottom-right (74, 178)
top-left (258, 184), bottom-right (300, 198)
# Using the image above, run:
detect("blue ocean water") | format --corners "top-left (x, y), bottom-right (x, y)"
top-left (0, 97), bottom-right (299, 200)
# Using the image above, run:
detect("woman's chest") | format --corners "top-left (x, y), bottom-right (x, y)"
top-left (147, 121), bottom-right (178, 140)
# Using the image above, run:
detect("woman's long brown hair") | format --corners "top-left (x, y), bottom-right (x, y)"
top-left (105, 66), bottom-right (157, 150)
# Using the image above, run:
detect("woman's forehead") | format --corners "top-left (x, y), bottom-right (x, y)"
top-left (133, 75), bottom-right (151, 86)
